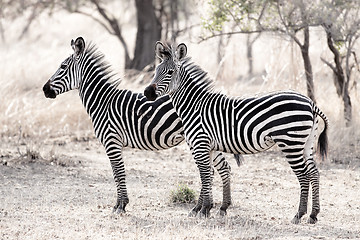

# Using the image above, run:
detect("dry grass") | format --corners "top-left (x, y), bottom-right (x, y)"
top-left (1, 141), bottom-right (359, 239)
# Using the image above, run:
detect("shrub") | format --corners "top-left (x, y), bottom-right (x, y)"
top-left (170, 184), bottom-right (196, 204)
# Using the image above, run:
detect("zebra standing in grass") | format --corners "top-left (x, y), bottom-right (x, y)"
top-left (144, 42), bottom-right (329, 224)
top-left (43, 37), bottom-right (235, 214)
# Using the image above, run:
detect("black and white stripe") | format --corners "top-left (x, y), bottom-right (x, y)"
top-left (144, 42), bottom-right (329, 223)
top-left (43, 37), bottom-right (233, 214)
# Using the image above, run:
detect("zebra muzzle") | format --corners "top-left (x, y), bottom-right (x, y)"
top-left (43, 80), bottom-right (57, 99)
top-left (144, 84), bottom-right (157, 101)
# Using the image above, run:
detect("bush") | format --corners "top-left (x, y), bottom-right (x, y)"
top-left (170, 184), bottom-right (196, 204)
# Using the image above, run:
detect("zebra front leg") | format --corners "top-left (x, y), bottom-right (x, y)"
top-left (105, 141), bottom-right (129, 214)
top-left (188, 189), bottom-right (203, 217)
top-left (189, 164), bottom-right (214, 217)
top-left (191, 147), bottom-right (214, 218)
top-left (212, 152), bottom-right (231, 216)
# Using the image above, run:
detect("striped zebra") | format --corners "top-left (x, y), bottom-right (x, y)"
top-left (144, 42), bottom-right (329, 224)
top-left (42, 37), bottom-right (235, 215)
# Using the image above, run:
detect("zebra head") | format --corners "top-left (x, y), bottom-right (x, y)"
top-left (43, 37), bottom-right (85, 99)
top-left (144, 41), bottom-right (187, 101)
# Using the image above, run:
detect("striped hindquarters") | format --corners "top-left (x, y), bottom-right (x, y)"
top-left (202, 91), bottom-right (316, 155)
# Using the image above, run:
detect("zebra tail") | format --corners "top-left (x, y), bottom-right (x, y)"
top-left (233, 154), bottom-right (244, 167)
top-left (314, 105), bottom-right (329, 162)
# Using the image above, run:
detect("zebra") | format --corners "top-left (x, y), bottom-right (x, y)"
top-left (42, 37), bottom-right (236, 215)
top-left (144, 42), bottom-right (329, 224)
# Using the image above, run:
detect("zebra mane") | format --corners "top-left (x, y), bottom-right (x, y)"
top-left (83, 42), bottom-right (121, 88)
top-left (179, 56), bottom-right (214, 92)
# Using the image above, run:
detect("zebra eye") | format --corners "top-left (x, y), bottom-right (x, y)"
top-left (168, 69), bottom-right (174, 74)
top-left (60, 64), bottom-right (67, 70)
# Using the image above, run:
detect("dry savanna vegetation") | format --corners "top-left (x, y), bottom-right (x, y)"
top-left (0, 1), bottom-right (359, 239)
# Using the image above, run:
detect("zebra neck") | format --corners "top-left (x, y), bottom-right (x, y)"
top-left (79, 75), bottom-right (117, 119)
top-left (171, 76), bottom-right (210, 121)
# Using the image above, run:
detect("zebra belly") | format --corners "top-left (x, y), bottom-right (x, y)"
top-left (211, 128), bottom-right (276, 155)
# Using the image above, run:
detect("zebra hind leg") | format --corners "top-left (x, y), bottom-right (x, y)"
top-left (277, 142), bottom-right (309, 224)
top-left (307, 167), bottom-right (320, 224)
top-left (304, 120), bottom-right (320, 224)
top-left (113, 194), bottom-right (129, 214)
top-left (290, 172), bottom-right (309, 224)
top-left (212, 152), bottom-right (231, 216)
top-left (304, 146), bottom-right (320, 224)
top-left (285, 121), bottom-right (320, 224)
top-left (291, 154), bottom-right (320, 224)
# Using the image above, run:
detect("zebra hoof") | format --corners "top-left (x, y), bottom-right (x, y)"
top-left (218, 209), bottom-right (227, 217)
top-left (114, 207), bottom-right (126, 214)
top-left (307, 216), bottom-right (317, 224)
top-left (113, 199), bottom-right (128, 214)
top-left (291, 216), bottom-right (301, 224)
top-left (199, 208), bottom-right (210, 218)
top-left (113, 204), bottom-right (126, 214)
top-left (198, 211), bottom-right (210, 218)
top-left (188, 210), bottom-right (198, 217)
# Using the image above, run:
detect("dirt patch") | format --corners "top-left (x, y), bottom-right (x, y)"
top-left (1, 138), bottom-right (359, 239)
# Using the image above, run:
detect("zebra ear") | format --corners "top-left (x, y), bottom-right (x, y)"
top-left (72, 37), bottom-right (85, 55)
top-left (176, 43), bottom-right (187, 60)
top-left (155, 41), bottom-right (166, 60)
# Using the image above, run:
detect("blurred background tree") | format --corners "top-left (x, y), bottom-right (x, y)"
top-left (1, 0), bottom-right (360, 164)
top-left (319, 0), bottom-right (360, 126)
top-left (202, 0), bottom-right (321, 102)
top-left (201, 0), bottom-right (360, 125)
top-left (0, 0), bottom-right (359, 126)
top-left (0, 0), bottom-right (195, 71)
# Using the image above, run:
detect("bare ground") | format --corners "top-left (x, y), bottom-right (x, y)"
top-left (1, 137), bottom-right (359, 240)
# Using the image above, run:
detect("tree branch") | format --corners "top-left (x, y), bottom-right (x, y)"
top-left (320, 57), bottom-right (337, 74)
top-left (18, 2), bottom-right (41, 40)
top-left (256, 1), bottom-right (268, 29)
top-left (74, 10), bottom-right (115, 35)
top-left (352, 51), bottom-right (360, 72)
top-left (87, 0), bottom-right (131, 67)
top-left (198, 29), bottom-right (276, 43)
top-left (275, 0), bottom-right (302, 47)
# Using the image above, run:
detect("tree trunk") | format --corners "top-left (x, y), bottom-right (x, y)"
top-left (246, 35), bottom-right (253, 76)
top-left (246, 33), bottom-right (261, 76)
top-left (342, 87), bottom-right (352, 126)
top-left (299, 26), bottom-right (316, 103)
top-left (323, 25), bottom-right (352, 126)
top-left (0, 20), bottom-right (4, 42)
top-left (130, 0), bottom-right (162, 70)
top-left (170, 0), bottom-right (178, 42)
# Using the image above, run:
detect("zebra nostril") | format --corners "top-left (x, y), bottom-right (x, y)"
top-left (43, 80), bottom-right (57, 99)
top-left (144, 84), bottom-right (157, 101)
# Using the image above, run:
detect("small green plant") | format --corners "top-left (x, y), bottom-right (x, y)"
top-left (170, 184), bottom-right (196, 204)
